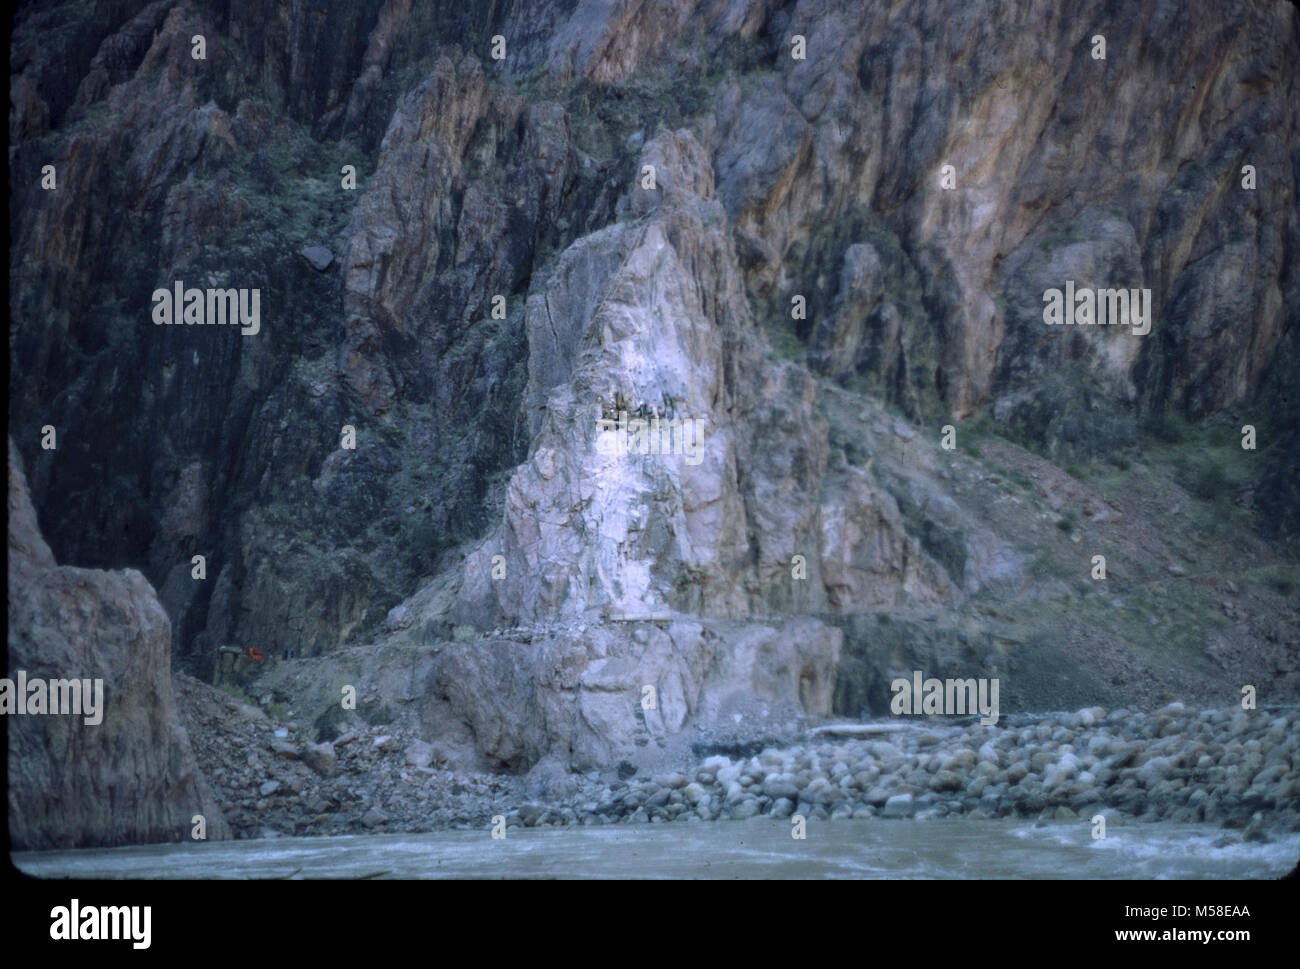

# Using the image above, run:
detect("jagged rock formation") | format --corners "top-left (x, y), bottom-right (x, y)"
top-left (445, 125), bottom-right (954, 631)
top-left (259, 614), bottom-right (838, 774)
top-left (8, 1), bottom-right (1299, 780)
top-left (7, 439), bottom-right (229, 850)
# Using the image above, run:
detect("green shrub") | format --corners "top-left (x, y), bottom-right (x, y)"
top-left (217, 683), bottom-right (253, 704)
top-left (1189, 463), bottom-right (1229, 501)
top-left (1145, 412), bottom-right (1187, 443)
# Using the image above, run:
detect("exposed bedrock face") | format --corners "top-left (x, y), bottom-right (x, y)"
top-left (8, 0), bottom-right (1298, 752)
top-left (261, 614), bottom-right (841, 773)
top-left (445, 128), bottom-right (955, 631)
top-left (433, 615), bottom-right (841, 772)
top-left (7, 439), bottom-right (230, 850)
top-left (707, 0), bottom-right (1296, 451)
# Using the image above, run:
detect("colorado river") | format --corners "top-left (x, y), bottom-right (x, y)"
top-left (14, 819), bottom-right (1300, 879)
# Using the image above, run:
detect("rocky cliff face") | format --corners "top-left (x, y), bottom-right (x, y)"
top-left (7, 439), bottom-right (229, 849)
top-left (9, 0), bottom-right (1299, 781)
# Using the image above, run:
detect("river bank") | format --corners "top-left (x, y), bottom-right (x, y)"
top-left (178, 674), bottom-right (1298, 843)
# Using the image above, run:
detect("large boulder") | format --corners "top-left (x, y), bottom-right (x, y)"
top-left (7, 439), bottom-right (229, 849)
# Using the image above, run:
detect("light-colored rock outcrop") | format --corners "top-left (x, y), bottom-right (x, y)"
top-left (260, 613), bottom-right (841, 773)
top-left (446, 127), bottom-right (954, 633)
